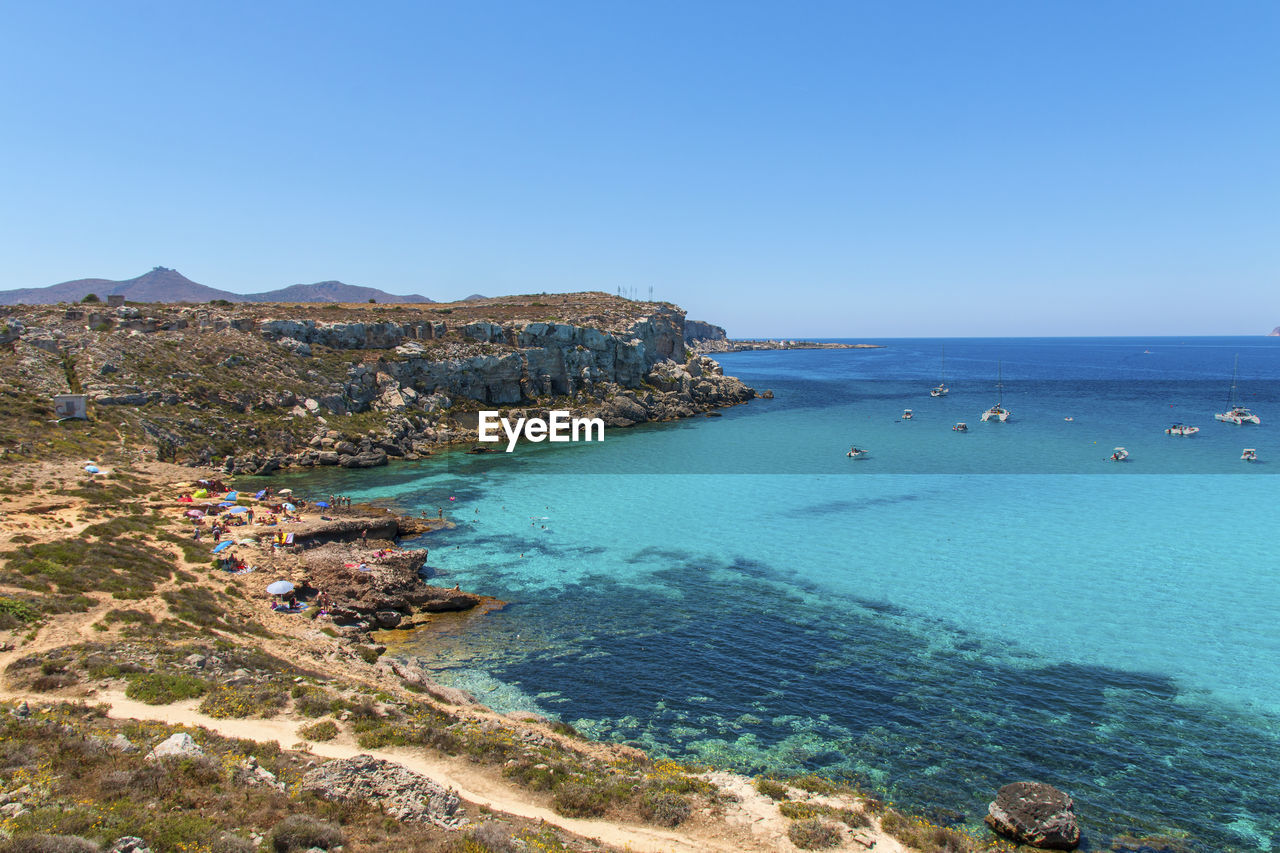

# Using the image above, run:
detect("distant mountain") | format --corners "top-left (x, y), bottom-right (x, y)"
top-left (239, 281), bottom-right (432, 304)
top-left (0, 268), bottom-right (432, 305)
top-left (460, 294), bottom-right (488, 302)
top-left (1270, 327), bottom-right (1279, 336)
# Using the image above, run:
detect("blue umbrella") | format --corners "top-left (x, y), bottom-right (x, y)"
top-left (266, 580), bottom-right (294, 595)
top-left (217, 501), bottom-right (234, 508)
top-left (224, 491), bottom-right (238, 500)
top-left (254, 489), bottom-right (267, 500)
top-left (227, 506), bottom-right (248, 514)
top-left (84, 464), bottom-right (99, 474)
top-left (212, 540), bottom-right (234, 554)
top-left (315, 501), bottom-right (330, 508)
top-left (283, 503), bottom-right (297, 512)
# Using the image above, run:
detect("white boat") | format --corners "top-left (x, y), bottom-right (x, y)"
top-left (846, 446), bottom-right (868, 459)
top-left (980, 361), bottom-right (1010, 422)
top-left (1242, 448), bottom-right (1258, 462)
top-left (1215, 355), bottom-right (1261, 425)
top-left (952, 422), bottom-right (968, 432)
top-left (1110, 447), bottom-right (1129, 461)
top-left (1164, 423), bottom-right (1200, 436)
top-left (902, 409), bottom-right (913, 420)
top-left (929, 347), bottom-right (948, 397)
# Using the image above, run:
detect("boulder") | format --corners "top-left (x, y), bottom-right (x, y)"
top-left (300, 754), bottom-right (464, 827)
top-left (374, 610), bottom-right (403, 629)
top-left (147, 732), bottom-right (204, 761)
top-left (108, 838), bottom-right (153, 853)
top-left (985, 782), bottom-right (1081, 850)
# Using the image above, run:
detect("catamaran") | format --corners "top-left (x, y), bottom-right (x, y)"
top-left (1215, 355), bottom-right (1261, 425)
top-left (980, 361), bottom-right (1010, 422)
top-left (930, 347), bottom-right (948, 397)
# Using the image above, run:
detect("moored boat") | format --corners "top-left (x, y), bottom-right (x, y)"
top-left (902, 409), bottom-right (913, 420)
top-left (1215, 355), bottom-right (1261, 425)
top-left (929, 347), bottom-right (948, 397)
top-left (1242, 448), bottom-right (1258, 462)
top-left (847, 446), bottom-right (868, 459)
top-left (1165, 423), bottom-right (1200, 436)
top-left (980, 361), bottom-right (1010, 422)
top-left (1110, 447), bottom-right (1129, 461)
top-left (952, 422), bottom-right (968, 432)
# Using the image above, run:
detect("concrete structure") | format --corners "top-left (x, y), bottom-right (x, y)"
top-left (53, 394), bottom-right (88, 420)
top-left (107, 294), bottom-right (125, 307)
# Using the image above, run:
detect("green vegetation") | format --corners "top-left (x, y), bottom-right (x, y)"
top-left (199, 684), bottom-right (289, 719)
top-left (297, 720), bottom-right (339, 741)
top-left (124, 672), bottom-right (209, 705)
top-left (754, 777), bottom-right (790, 800)
top-left (81, 293), bottom-right (101, 303)
top-left (270, 814), bottom-right (344, 851)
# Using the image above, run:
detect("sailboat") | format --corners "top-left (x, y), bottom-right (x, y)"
top-left (980, 361), bottom-right (1010, 422)
top-left (1214, 355), bottom-right (1261, 425)
top-left (930, 346), bottom-right (948, 397)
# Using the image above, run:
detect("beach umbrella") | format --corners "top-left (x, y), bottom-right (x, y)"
top-left (227, 506), bottom-right (248, 514)
top-left (283, 503), bottom-right (297, 512)
top-left (266, 580), bottom-right (294, 595)
top-left (212, 540), bottom-right (234, 554)
top-left (315, 501), bottom-right (330, 508)
top-left (184, 509), bottom-right (204, 519)
top-left (238, 538), bottom-right (258, 546)
top-left (192, 489), bottom-right (208, 498)
top-left (254, 489), bottom-right (267, 500)
top-left (217, 501), bottom-right (234, 508)
top-left (224, 491), bottom-right (238, 500)
top-left (278, 488), bottom-right (293, 495)
top-left (84, 465), bottom-right (100, 474)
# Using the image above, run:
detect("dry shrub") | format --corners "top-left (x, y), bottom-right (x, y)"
top-left (639, 791), bottom-right (692, 827)
top-left (551, 782), bottom-right (609, 818)
top-left (271, 814), bottom-right (344, 852)
top-left (0, 836), bottom-right (101, 853)
top-left (787, 817), bottom-right (842, 849)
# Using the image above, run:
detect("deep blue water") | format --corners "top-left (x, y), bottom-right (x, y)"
top-left (266, 337), bottom-right (1280, 851)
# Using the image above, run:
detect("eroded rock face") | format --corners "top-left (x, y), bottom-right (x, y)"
top-left (301, 754), bottom-right (464, 827)
top-left (985, 781), bottom-right (1081, 850)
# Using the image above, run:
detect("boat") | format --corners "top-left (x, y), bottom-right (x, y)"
top-left (846, 446), bottom-right (868, 459)
top-left (980, 361), bottom-right (1010, 422)
top-left (1110, 447), bottom-right (1129, 461)
top-left (1064, 417), bottom-right (1074, 422)
top-left (1164, 423), bottom-right (1200, 436)
top-left (1215, 355), bottom-right (1261, 425)
top-left (902, 409), bottom-right (913, 420)
top-left (929, 347), bottom-right (948, 397)
top-left (952, 422), bottom-right (968, 432)
top-left (1242, 448), bottom-right (1258, 462)
top-left (1143, 349), bottom-right (1152, 354)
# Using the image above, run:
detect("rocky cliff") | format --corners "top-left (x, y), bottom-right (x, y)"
top-left (0, 293), bottom-right (755, 470)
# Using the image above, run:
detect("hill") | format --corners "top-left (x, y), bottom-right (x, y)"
top-left (0, 268), bottom-right (432, 305)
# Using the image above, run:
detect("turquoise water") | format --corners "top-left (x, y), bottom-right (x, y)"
top-left (265, 337), bottom-right (1280, 851)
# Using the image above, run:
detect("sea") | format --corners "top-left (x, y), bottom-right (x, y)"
top-left (262, 337), bottom-right (1280, 851)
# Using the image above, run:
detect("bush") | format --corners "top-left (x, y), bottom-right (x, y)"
top-left (754, 777), bottom-right (789, 800)
top-left (639, 791), bottom-right (691, 827)
top-left (125, 672), bottom-right (208, 704)
top-left (788, 818), bottom-right (842, 849)
top-left (81, 293), bottom-right (101, 303)
top-left (200, 684), bottom-right (288, 718)
top-left (552, 782), bottom-right (609, 817)
top-left (468, 821), bottom-right (516, 852)
top-left (0, 597), bottom-right (40, 629)
top-left (298, 720), bottom-right (339, 741)
top-left (791, 773), bottom-right (838, 795)
top-left (271, 814), bottom-right (344, 852)
top-left (209, 835), bottom-right (257, 853)
top-left (0, 834), bottom-right (101, 853)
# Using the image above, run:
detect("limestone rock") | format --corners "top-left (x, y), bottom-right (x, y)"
top-left (301, 754), bottom-right (465, 827)
top-left (147, 732), bottom-right (204, 761)
top-left (108, 837), bottom-right (153, 853)
top-left (985, 781), bottom-right (1081, 850)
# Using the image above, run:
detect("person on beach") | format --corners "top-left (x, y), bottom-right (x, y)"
top-left (438, 507), bottom-right (443, 519)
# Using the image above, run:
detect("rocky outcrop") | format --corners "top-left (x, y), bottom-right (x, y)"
top-left (301, 754), bottom-right (464, 827)
top-left (684, 319), bottom-right (727, 344)
top-left (985, 782), bottom-right (1081, 850)
top-left (146, 733), bottom-right (203, 761)
top-left (1270, 327), bottom-right (1279, 336)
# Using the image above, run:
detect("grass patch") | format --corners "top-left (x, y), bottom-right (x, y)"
top-left (788, 817), bottom-right (842, 849)
top-left (125, 672), bottom-right (208, 705)
top-left (755, 777), bottom-right (790, 800)
top-left (298, 720), bottom-right (339, 742)
top-left (199, 684), bottom-right (289, 719)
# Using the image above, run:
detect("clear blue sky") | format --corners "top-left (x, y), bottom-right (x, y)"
top-left (1, 1), bottom-right (1276, 336)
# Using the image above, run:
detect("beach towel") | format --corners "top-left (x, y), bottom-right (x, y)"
top-left (232, 566), bottom-right (255, 575)
top-left (284, 533), bottom-right (295, 545)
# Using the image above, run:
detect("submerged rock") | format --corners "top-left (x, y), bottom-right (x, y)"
top-left (985, 781), bottom-right (1081, 850)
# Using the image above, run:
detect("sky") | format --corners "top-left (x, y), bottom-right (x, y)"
top-left (1, 1), bottom-right (1276, 336)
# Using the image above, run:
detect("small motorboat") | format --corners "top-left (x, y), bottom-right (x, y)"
top-left (930, 384), bottom-right (948, 397)
top-left (1242, 448), bottom-right (1258, 462)
top-left (1165, 423), bottom-right (1200, 436)
top-left (1064, 417), bottom-right (1074, 422)
top-left (952, 422), bottom-right (968, 432)
top-left (846, 446), bottom-right (868, 459)
top-left (1109, 447), bottom-right (1129, 462)
top-left (902, 409), bottom-right (913, 420)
